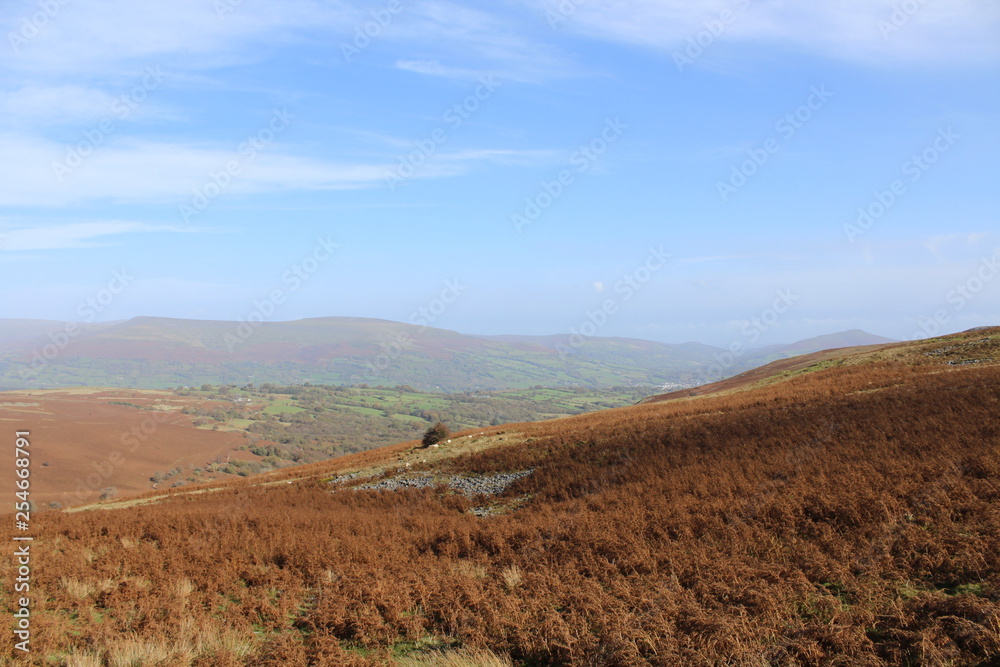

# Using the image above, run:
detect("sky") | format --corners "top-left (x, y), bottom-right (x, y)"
top-left (1, 0), bottom-right (998, 347)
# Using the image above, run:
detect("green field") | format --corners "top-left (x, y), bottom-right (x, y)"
top-left (261, 401), bottom-right (307, 415)
top-left (174, 382), bottom-right (657, 469)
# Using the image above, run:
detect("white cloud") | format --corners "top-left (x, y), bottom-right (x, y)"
top-left (0, 133), bottom-right (390, 206)
top-left (0, 85), bottom-right (117, 124)
top-left (0, 220), bottom-right (199, 250)
top-left (529, 0), bottom-right (1000, 66)
top-left (1, 0), bottom-right (574, 85)
top-left (436, 148), bottom-right (555, 165)
top-left (395, 60), bottom-right (490, 81)
top-left (0, 132), bottom-right (555, 206)
top-left (0, 81), bottom-right (180, 129)
top-left (922, 234), bottom-right (963, 257)
top-left (0, 1), bottom-right (574, 210)
top-left (390, 1), bottom-right (576, 82)
top-left (1, 0), bottom-right (356, 75)
top-left (919, 233), bottom-right (996, 259)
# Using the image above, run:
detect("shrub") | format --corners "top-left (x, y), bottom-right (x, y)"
top-left (422, 422), bottom-right (450, 447)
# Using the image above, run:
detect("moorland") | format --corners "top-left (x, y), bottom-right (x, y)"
top-left (2, 328), bottom-right (997, 665)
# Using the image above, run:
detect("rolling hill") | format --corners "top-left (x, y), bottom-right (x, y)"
top-left (0, 316), bottom-right (894, 391)
top-left (7, 327), bottom-right (998, 665)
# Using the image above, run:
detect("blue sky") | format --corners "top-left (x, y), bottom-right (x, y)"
top-left (1, 0), bottom-right (998, 347)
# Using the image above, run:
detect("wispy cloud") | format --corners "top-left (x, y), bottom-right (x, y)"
top-left (526, 0), bottom-right (1000, 66)
top-left (395, 60), bottom-right (490, 81)
top-left (389, 1), bottom-right (577, 82)
top-left (675, 253), bottom-right (801, 265)
top-left (436, 148), bottom-right (556, 165)
top-left (0, 133), bottom-right (390, 205)
top-left (0, 0), bottom-right (355, 75)
top-left (0, 0), bottom-right (576, 208)
top-left (1, 0), bottom-right (574, 84)
top-left (0, 81), bottom-right (182, 129)
top-left (0, 220), bottom-right (201, 250)
top-left (0, 132), bottom-right (555, 206)
top-left (1, 85), bottom-right (118, 124)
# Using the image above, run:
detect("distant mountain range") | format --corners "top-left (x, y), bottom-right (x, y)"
top-left (0, 316), bottom-right (896, 391)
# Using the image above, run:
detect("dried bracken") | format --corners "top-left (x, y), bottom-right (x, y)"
top-left (3, 330), bottom-right (998, 665)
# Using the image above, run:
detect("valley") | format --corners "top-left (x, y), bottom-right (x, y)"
top-left (0, 383), bottom-right (654, 508)
top-left (2, 328), bottom-right (996, 665)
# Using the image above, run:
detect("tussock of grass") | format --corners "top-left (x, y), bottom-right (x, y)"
top-left (453, 560), bottom-right (488, 580)
top-left (61, 577), bottom-right (96, 599)
top-left (106, 635), bottom-right (173, 666)
top-left (65, 648), bottom-right (104, 667)
top-left (499, 565), bottom-right (523, 590)
top-left (397, 647), bottom-right (513, 667)
top-left (173, 577), bottom-right (195, 597)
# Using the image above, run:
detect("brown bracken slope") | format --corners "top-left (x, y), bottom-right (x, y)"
top-left (2, 328), bottom-right (998, 666)
top-left (639, 341), bottom-right (900, 403)
top-left (0, 389), bottom-right (265, 507)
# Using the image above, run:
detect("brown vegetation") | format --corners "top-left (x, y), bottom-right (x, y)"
top-left (2, 330), bottom-right (998, 665)
top-left (0, 389), bottom-right (266, 507)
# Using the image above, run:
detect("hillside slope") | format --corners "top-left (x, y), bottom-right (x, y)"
top-left (5, 329), bottom-right (995, 665)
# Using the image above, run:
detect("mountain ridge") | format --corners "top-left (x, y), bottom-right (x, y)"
top-left (0, 316), bottom-right (896, 392)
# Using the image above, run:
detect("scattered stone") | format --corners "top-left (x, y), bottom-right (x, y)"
top-left (328, 472), bottom-right (363, 485)
top-left (349, 469), bottom-right (535, 496)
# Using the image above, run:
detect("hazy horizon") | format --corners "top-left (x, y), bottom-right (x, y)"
top-left (2, 1), bottom-right (998, 348)
top-left (0, 312), bottom-right (906, 350)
